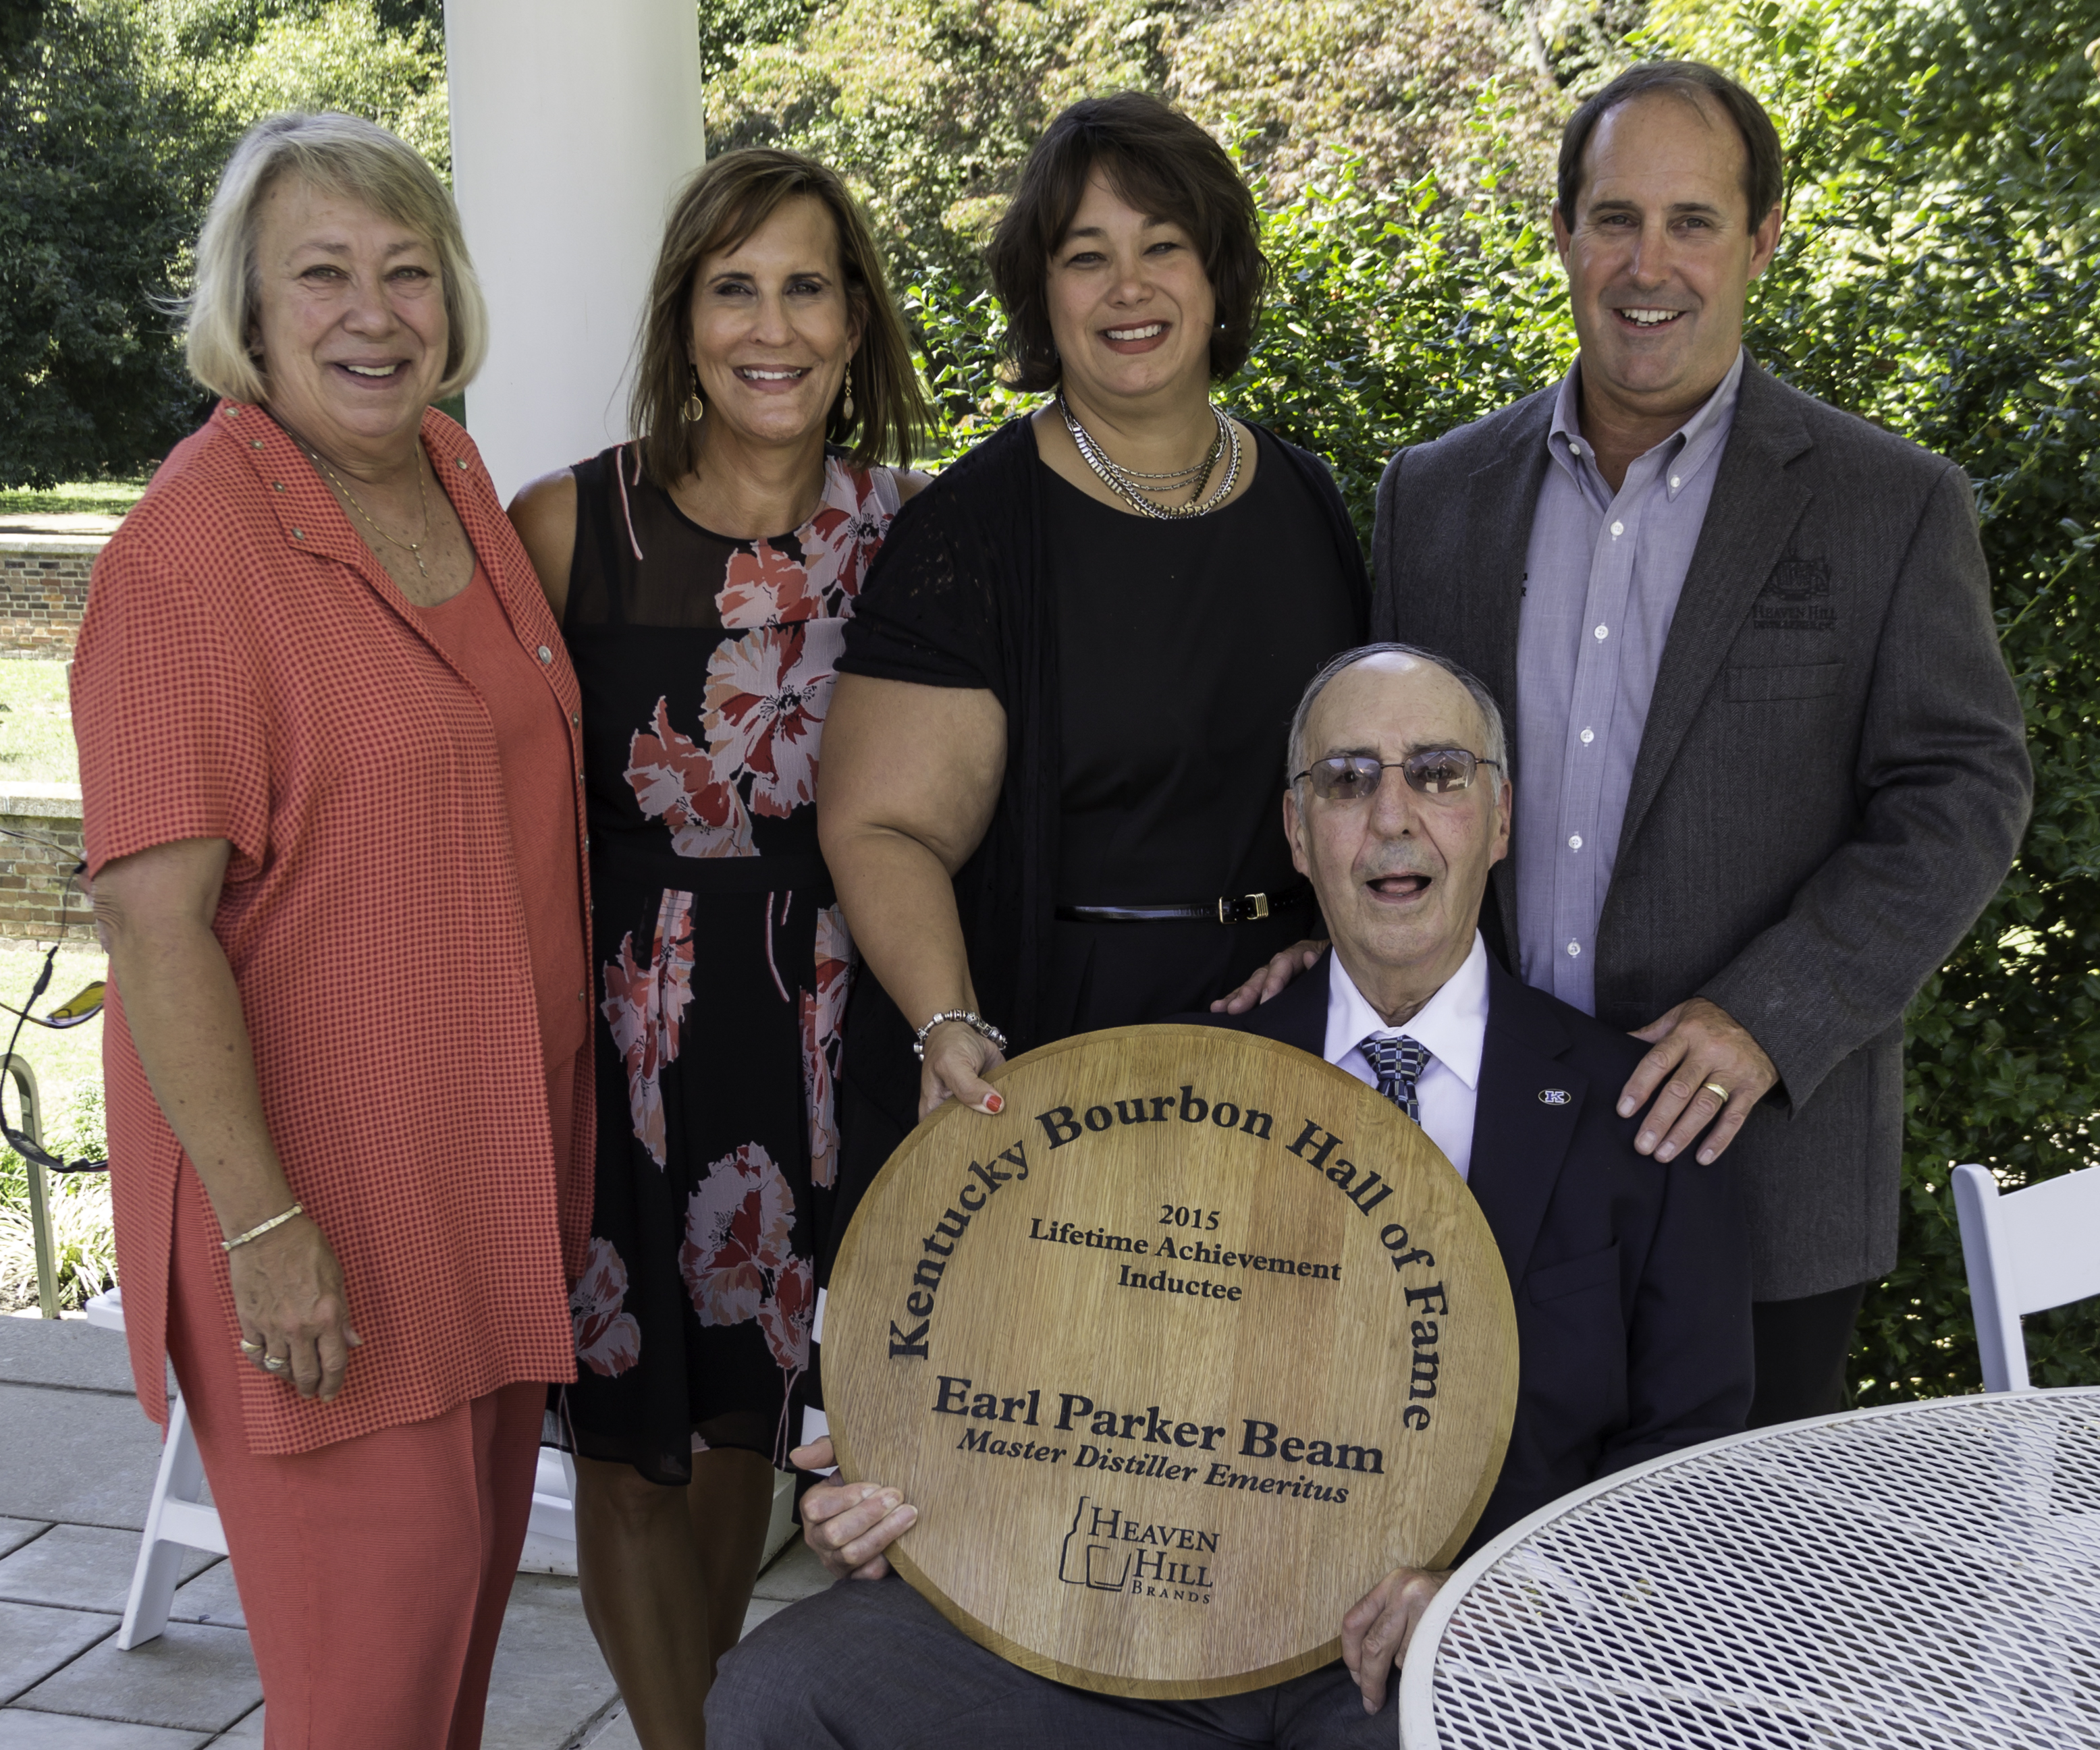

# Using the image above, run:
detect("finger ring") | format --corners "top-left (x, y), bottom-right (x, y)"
top-left (238, 1338), bottom-right (263, 1355)
top-left (1702, 1082), bottom-right (1729, 1101)
top-left (262, 1355), bottom-right (290, 1373)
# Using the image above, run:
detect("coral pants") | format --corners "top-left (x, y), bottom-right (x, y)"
top-left (165, 1165), bottom-right (545, 1750)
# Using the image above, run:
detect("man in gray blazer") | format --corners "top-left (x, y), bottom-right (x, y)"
top-left (1370, 59), bottom-right (2031, 1421)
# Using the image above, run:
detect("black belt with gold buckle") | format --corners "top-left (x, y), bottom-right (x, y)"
top-left (1056, 883), bottom-right (1312, 925)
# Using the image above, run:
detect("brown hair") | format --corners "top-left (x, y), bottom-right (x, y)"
top-left (630, 148), bottom-right (925, 487)
top-left (987, 93), bottom-right (1268, 394)
top-left (1558, 61), bottom-right (1785, 229)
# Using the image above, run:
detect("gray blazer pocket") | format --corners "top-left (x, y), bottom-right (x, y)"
top-left (1725, 661), bottom-right (1843, 703)
top-left (1526, 1242), bottom-right (1619, 1305)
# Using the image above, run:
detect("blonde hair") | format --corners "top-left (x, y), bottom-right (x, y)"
top-left (185, 112), bottom-right (487, 405)
top-left (630, 148), bottom-right (925, 487)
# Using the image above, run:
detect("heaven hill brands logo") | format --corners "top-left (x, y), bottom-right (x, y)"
top-left (1057, 1497), bottom-right (1217, 1605)
top-left (1754, 557), bottom-right (1835, 630)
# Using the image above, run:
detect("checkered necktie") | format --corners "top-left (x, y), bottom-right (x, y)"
top-left (1360, 1034), bottom-right (1431, 1122)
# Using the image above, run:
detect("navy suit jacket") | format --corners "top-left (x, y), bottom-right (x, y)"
top-left (1192, 949), bottom-right (1753, 1558)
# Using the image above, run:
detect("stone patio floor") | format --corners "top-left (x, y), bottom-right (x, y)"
top-left (0, 1314), bottom-right (829, 1747)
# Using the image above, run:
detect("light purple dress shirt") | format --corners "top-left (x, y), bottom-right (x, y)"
top-left (1513, 349), bottom-right (1744, 1013)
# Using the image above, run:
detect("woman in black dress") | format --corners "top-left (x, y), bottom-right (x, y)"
top-left (814, 93), bottom-right (1366, 1272)
top-left (508, 150), bottom-right (925, 1748)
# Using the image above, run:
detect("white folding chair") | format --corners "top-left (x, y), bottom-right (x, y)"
top-left (87, 1290), bottom-right (796, 1628)
top-left (88, 1288), bottom-right (597, 1629)
top-left (1951, 1161), bottom-right (2100, 1392)
top-left (520, 1445), bottom-right (581, 1574)
top-left (83, 1286), bottom-right (230, 1648)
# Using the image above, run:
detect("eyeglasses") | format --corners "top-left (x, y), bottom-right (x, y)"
top-left (1291, 749), bottom-right (1503, 803)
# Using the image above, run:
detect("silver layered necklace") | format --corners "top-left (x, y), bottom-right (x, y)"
top-left (1059, 396), bottom-right (1243, 520)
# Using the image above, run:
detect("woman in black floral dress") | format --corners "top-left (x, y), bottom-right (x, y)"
top-left (510, 149), bottom-right (925, 1749)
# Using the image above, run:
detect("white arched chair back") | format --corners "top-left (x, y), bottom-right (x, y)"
top-left (1951, 1161), bottom-right (2100, 1392)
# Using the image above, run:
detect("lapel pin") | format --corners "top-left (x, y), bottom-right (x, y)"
top-left (1538, 1089), bottom-right (1571, 1106)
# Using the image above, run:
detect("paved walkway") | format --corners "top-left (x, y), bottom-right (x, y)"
top-left (0, 1315), bottom-right (828, 1747)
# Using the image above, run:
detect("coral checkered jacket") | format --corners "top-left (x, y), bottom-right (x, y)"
top-left (73, 402), bottom-right (592, 1454)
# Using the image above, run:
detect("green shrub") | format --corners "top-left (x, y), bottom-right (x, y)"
top-left (0, 1080), bottom-right (114, 1313)
top-left (1618, 0), bottom-right (2100, 1406)
top-left (709, 0), bottom-right (1177, 292)
top-left (1740, 184), bottom-right (2100, 1398)
top-left (1221, 151), bottom-right (1571, 539)
top-left (1168, 0), bottom-right (1564, 210)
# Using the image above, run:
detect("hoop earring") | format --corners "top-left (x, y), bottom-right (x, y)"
top-left (840, 364), bottom-right (856, 423)
top-left (682, 364), bottom-right (705, 425)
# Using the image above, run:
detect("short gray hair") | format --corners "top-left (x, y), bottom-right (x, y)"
top-left (1287, 642), bottom-right (1509, 786)
top-left (185, 112), bottom-right (487, 406)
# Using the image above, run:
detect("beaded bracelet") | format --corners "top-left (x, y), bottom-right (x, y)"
top-left (222, 1202), bottom-right (304, 1252)
top-left (913, 1010), bottom-right (1008, 1062)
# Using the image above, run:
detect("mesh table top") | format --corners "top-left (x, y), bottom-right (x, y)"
top-left (1402, 1389), bottom-right (2100, 1749)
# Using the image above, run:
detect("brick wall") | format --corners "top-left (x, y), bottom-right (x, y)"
top-left (0, 790), bottom-right (91, 942)
top-left (0, 537), bottom-right (103, 659)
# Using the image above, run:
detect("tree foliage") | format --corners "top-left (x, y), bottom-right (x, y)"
top-left (1650, 0), bottom-right (2100, 237)
top-left (701, 0), bottom-right (815, 84)
top-left (186, 0), bottom-right (449, 179)
top-left (0, 0), bottom-right (51, 63)
top-left (0, 0), bottom-right (448, 485)
top-left (709, 0), bottom-right (1178, 289)
top-left (136, 0), bottom-right (449, 179)
top-left (0, 1), bottom-right (207, 486)
top-left (708, 0), bottom-right (1574, 292)
top-left (1170, 0), bottom-right (1563, 209)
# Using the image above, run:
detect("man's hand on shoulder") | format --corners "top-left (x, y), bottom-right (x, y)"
top-left (1342, 1565), bottom-right (1448, 1712)
top-left (792, 1438), bottom-right (917, 1580)
top-left (1619, 997), bottom-right (1779, 1165)
top-left (1210, 939), bottom-right (1326, 1014)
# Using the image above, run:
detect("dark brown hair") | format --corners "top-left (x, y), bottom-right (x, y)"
top-left (1558, 61), bottom-right (1785, 229)
top-left (987, 93), bottom-right (1268, 393)
top-left (630, 148), bottom-right (925, 487)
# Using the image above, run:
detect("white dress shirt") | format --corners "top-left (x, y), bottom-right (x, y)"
top-left (1322, 933), bottom-right (1488, 1180)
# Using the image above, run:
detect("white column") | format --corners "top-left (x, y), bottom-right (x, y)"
top-left (443, 0), bottom-right (705, 503)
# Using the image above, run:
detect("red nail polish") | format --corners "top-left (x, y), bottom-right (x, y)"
top-left (986, 1093), bottom-right (1004, 1114)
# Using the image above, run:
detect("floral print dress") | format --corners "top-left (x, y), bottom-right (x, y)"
top-left (558, 444), bottom-right (899, 1483)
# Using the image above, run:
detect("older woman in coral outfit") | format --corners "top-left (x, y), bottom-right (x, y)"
top-left (72, 114), bottom-right (589, 1749)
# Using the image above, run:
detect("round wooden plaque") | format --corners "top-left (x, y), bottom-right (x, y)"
top-left (825, 1023), bottom-right (1518, 1699)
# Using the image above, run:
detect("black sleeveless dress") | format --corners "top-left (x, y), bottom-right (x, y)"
top-left (558, 443), bottom-right (901, 1483)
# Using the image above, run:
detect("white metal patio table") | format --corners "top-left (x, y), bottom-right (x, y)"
top-left (1399, 1387), bottom-right (2100, 1748)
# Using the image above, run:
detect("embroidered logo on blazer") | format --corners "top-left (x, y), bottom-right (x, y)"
top-left (1755, 557), bottom-right (1835, 630)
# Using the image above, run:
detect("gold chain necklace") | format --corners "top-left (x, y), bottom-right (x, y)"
top-left (306, 444), bottom-right (433, 580)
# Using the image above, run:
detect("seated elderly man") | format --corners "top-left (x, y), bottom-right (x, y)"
top-left (709, 645), bottom-right (1752, 1748)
